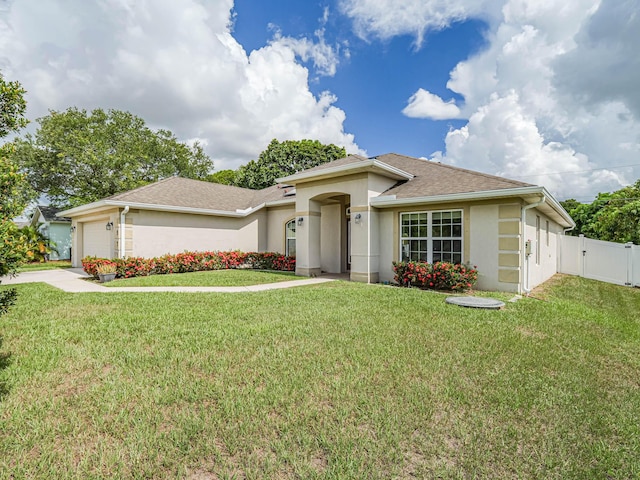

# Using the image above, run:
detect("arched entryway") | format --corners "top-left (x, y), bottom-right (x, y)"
top-left (295, 192), bottom-right (352, 276)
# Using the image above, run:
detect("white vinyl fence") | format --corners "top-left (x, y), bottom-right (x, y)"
top-left (559, 234), bottom-right (640, 287)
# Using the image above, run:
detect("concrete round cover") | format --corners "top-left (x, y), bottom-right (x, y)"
top-left (445, 296), bottom-right (505, 309)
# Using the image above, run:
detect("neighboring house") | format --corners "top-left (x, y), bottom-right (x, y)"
top-left (59, 153), bottom-right (574, 293)
top-left (30, 205), bottom-right (72, 260)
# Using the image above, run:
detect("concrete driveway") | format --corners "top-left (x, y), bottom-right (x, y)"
top-left (0, 268), bottom-right (334, 293)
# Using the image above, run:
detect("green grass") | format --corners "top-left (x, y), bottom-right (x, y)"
top-left (104, 269), bottom-right (297, 287)
top-left (1, 275), bottom-right (639, 478)
top-left (17, 260), bottom-right (72, 272)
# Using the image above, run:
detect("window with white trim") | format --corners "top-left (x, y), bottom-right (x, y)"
top-left (400, 210), bottom-right (463, 264)
top-left (285, 219), bottom-right (296, 257)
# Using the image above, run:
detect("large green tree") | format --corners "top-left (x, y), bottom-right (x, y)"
top-left (1, 73), bottom-right (31, 318)
top-left (12, 108), bottom-right (214, 207)
top-left (234, 139), bottom-right (346, 190)
top-left (562, 180), bottom-right (640, 244)
top-left (0, 73), bottom-right (27, 138)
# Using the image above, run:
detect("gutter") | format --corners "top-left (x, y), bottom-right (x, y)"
top-left (120, 206), bottom-right (130, 258)
top-left (59, 200), bottom-right (267, 219)
top-left (521, 195), bottom-right (546, 294)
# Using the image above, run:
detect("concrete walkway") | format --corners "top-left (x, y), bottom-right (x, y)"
top-left (0, 268), bottom-right (335, 293)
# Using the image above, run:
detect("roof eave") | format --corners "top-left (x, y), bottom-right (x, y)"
top-left (265, 198), bottom-right (296, 207)
top-left (277, 159), bottom-right (414, 184)
top-left (371, 186), bottom-right (575, 228)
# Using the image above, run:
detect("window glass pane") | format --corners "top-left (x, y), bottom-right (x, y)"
top-left (452, 211), bottom-right (462, 221)
top-left (432, 226), bottom-right (441, 237)
top-left (286, 239), bottom-right (296, 257)
top-left (453, 240), bottom-right (462, 251)
top-left (453, 225), bottom-right (462, 237)
top-left (453, 253), bottom-right (462, 264)
top-left (443, 252), bottom-right (452, 262)
top-left (432, 213), bottom-right (441, 224)
top-left (433, 240), bottom-right (442, 251)
top-left (433, 253), bottom-right (441, 263)
top-left (401, 240), bottom-right (410, 261)
top-left (419, 240), bottom-right (428, 252)
top-left (443, 211), bottom-right (452, 221)
top-left (410, 213), bottom-right (418, 222)
top-left (402, 226), bottom-right (409, 237)
top-left (411, 226), bottom-right (419, 237)
top-left (442, 225), bottom-right (451, 237)
top-left (419, 226), bottom-right (428, 237)
top-left (410, 239), bottom-right (419, 252)
top-left (286, 220), bottom-right (296, 237)
top-left (419, 213), bottom-right (427, 223)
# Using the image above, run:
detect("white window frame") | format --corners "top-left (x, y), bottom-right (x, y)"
top-left (399, 209), bottom-right (464, 264)
top-left (285, 218), bottom-right (296, 257)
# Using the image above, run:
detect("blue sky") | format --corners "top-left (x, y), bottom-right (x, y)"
top-left (1, 0), bottom-right (639, 201)
top-left (231, 1), bottom-right (484, 158)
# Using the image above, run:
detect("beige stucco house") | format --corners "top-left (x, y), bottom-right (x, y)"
top-left (59, 153), bottom-right (574, 293)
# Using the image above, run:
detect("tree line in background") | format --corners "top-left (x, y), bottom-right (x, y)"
top-left (6, 106), bottom-right (346, 209)
top-left (561, 180), bottom-right (640, 245)
top-left (208, 138), bottom-right (346, 190)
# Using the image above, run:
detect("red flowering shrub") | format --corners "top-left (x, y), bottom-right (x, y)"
top-left (392, 261), bottom-right (478, 292)
top-left (82, 250), bottom-right (296, 279)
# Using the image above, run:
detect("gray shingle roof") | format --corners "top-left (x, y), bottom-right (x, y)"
top-left (372, 153), bottom-right (533, 198)
top-left (38, 205), bottom-right (71, 222)
top-left (106, 177), bottom-right (295, 211)
top-left (95, 154), bottom-right (534, 213)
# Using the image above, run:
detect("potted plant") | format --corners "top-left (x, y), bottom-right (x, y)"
top-left (96, 263), bottom-right (117, 283)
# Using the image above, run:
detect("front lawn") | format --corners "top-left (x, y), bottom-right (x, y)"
top-left (0, 275), bottom-right (639, 478)
top-left (104, 269), bottom-right (297, 287)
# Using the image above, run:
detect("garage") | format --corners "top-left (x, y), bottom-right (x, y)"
top-left (82, 220), bottom-right (113, 258)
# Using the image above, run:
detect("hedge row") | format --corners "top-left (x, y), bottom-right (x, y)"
top-left (392, 261), bottom-right (478, 292)
top-left (82, 251), bottom-right (296, 279)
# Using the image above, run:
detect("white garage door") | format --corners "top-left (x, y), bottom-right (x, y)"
top-left (82, 220), bottom-right (113, 258)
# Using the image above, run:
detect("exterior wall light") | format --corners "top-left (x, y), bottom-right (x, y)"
top-left (70, 225), bottom-right (76, 233)
top-left (106, 221), bottom-right (114, 231)
top-left (354, 213), bottom-right (362, 224)
top-left (297, 217), bottom-right (304, 226)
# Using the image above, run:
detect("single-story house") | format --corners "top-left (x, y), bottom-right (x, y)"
top-left (58, 153), bottom-right (574, 293)
top-left (30, 205), bottom-right (72, 260)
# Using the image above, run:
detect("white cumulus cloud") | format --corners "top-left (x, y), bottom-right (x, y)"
top-left (342, 0), bottom-right (640, 200)
top-left (0, 0), bottom-right (363, 171)
top-left (402, 88), bottom-right (461, 120)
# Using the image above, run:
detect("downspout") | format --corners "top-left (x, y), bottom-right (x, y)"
top-left (521, 195), bottom-right (546, 294)
top-left (120, 206), bottom-right (130, 258)
top-left (367, 206), bottom-right (371, 284)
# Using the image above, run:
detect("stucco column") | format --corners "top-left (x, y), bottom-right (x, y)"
top-left (295, 199), bottom-right (322, 277)
top-left (349, 206), bottom-right (379, 283)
